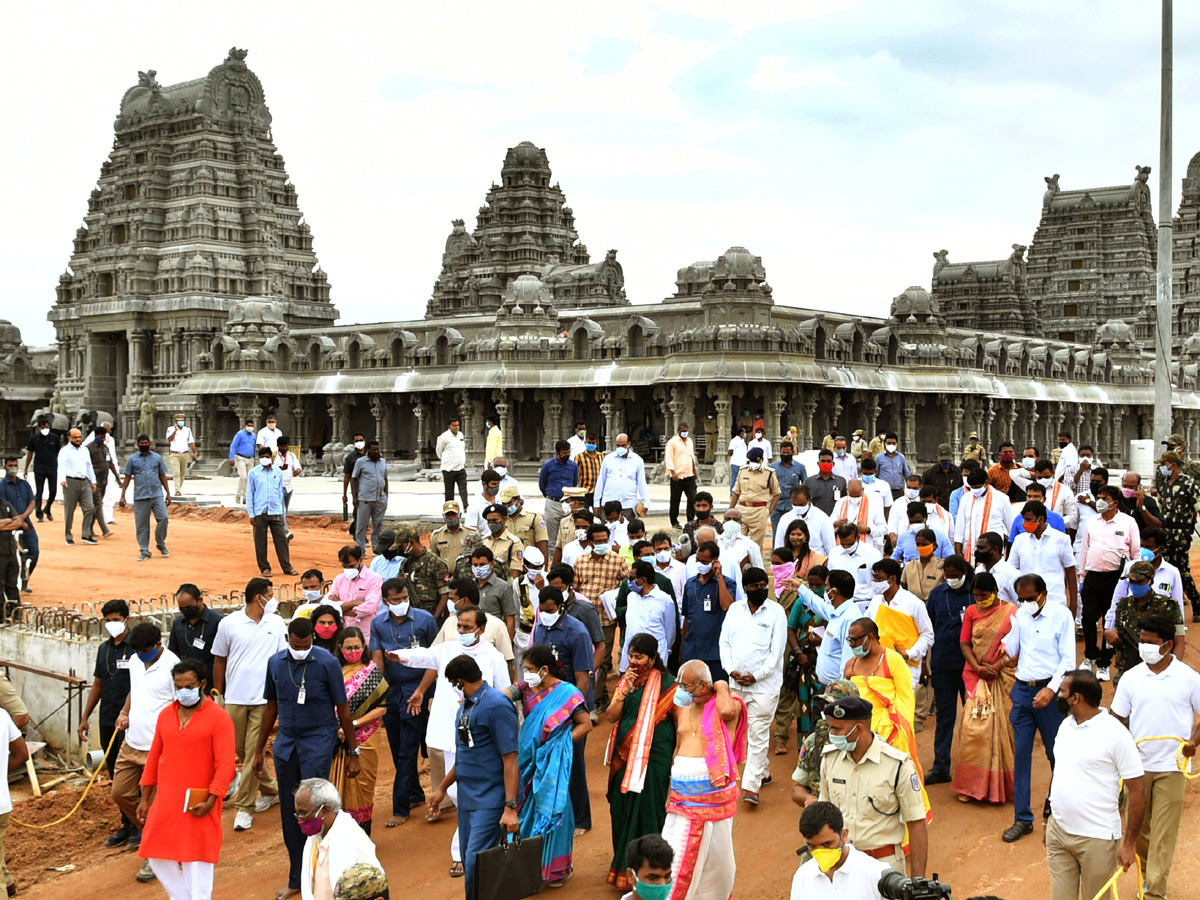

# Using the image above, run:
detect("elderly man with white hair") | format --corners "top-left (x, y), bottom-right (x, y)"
top-left (295, 777), bottom-right (382, 900)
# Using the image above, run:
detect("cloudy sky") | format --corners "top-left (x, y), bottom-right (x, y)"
top-left (4, 1), bottom-right (1198, 347)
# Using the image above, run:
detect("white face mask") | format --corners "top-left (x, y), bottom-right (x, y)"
top-left (946, 575), bottom-right (966, 589)
top-left (1038, 477), bottom-right (1054, 488)
top-left (655, 549), bottom-right (673, 564)
top-left (1138, 642), bottom-right (1168, 665)
top-left (1095, 499), bottom-right (1111, 513)
top-left (303, 589), bottom-right (322, 602)
top-left (354, 441), bottom-right (366, 450)
top-left (262, 598), bottom-right (279, 616)
top-left (680, 431), bottom-right (689, 440)
top-left (696, 561), bottom-right (713, 575)
top-left (971, 486), bottom-right (986, 498)
top-left (261, 457), bottom-right (272, 467)
top-left (539, 610), bottom-right (561, 627)
top-left (1021, 599), bottom-right (1041, 614)
top-left (388, 601), bottom-right (410, 617)
top-left (795, 503), bottom-right (809, 515)
top-left (343, 567), bottom-right (359, 580)
top-left (886, 444), bottom-right (897, 452)
top-left (493, 466), bottom-right (508, 477)
top-left (289, 646), bottom-right (312, 661)
top-left (836, 449), bottom-right (846, 457)
top-left (246, 426), bottom-right (255, 433)
top-left (39, 427), bottom-right (50, 436)
top-left (871, 579), bottom-right (889, 595)
top-left (748, 462), bottom-right (762, 471)
top-left (905, 488), bottom-right (920, 500)
top-left (962, 477), bottom-right (970, 487)
top-left (104, 620), bottom-right (125, 639)
top-left (925, 502), bottom-right (938, 515)
top-left (723, 521), bottom-right (742, 540)
top-left (523, 670), bottom-right (544, 688)
top-left (1022, 457), bottom-right (1036, 470)
top-left (575, 528), bottom-right (588, 542)
top-left (616, 447), bottom-right (629, 458)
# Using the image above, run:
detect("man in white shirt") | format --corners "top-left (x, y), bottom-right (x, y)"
top-left (620, 560), bottom-right (677, 670)
top-left (1033, 459), bottom-right (1080, 534)
top-left (973, 532), bottom-right (1019, 605)
top-left (650, 531), bottom-right (687, 603)
top-left (1053, 432), bottom-right (1080, 482)
top-left (714, 510), bottom-right (762, 601)
top-left (1110, 615), bottom-right (1200, 900)
top-left (773, 485), bottom-right (835, 557)
top-left (0, 706), bottom-right (28, 896)
top-left (865, 559), bottom-right (934, 689)
top-left (827, 523), bottom-right (883, 607)
top-left (111, 622), bottom-right (181, 882)
top-left (830, 480), bottom-right (888, 553)
top-left (566, 420), bottom-right (589, 461)
top-left (435, 417), bottom-right (469, 510)
top-left (1000, 574), bottom-right (1076, 844)
top-left (830, 437), bottom-right (857, 483)
top-left (255, 415), bottom-right (282, 455)
top-left (464, 470), bottom-right (503, 532)
top-left (57, 428), bottom-right (98, 545)
top-left (274, 435), bottom-right (302, 541)
top-left (857, 458), bottom-right (892, 515)
top-left (1047, 669), bottom-right (1144, 900)
top-left (790, 801), bottom-right (889, 900)
top-left (719, 566), bottom-right (787, 804)
top-left (1008, 501), bottom-right (1079, 614)
top-left (747, 427), bottom-right (773, 463)
top-left (211, 577), bottom-right (287, 832)
top-left (953, 468), bottom-right (1014, 556)
top-left (165, 413), bottom-right (197, 496)
top-left (727, 427), bottom-right (749, 494)
top-left (887, 474), bottom-right (925, 540)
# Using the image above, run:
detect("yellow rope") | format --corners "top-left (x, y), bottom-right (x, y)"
top-left (12, 727), bottom-right (120, 829)
top-left (1133, 735), bottom-right (1199, 780)
top-left (1089, 856), bottom-right (1142, 900)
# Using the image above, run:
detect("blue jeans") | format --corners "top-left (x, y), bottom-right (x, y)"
top-left (729, 464), bottom-right (740, 494)
top-left (19, 522), bottom-right (38, 569)
top-left (459, 805), bottom-right (504, 900)
top-left (1010, 680), bottom-right (1065, 824)
top-left (770, 503), bottom-right (792, 539)
top-left (133, 495), bottom-right (169, 554)
top-left (930, 669), bottom-right (965, 773)
top-left (384, 703), bottom-right (428, 814)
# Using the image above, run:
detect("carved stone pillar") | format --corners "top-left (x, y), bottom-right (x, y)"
top-left (801, 398), bottom-right (818, 451)
top-left (829, 390), bottom-right (844, 436)
top-left (866, 398), bottom-right (881, 442)
top-left (292, 399), bottom-right (309, 454)
top-left (949, 399), bottom-right (965, 460)
top-left (456, 390), bottom-right (482, 466)
top-left (371, 394), bottom-right (388, 455)
top-left (669, 386), bottom-right (693, 443)
top-left (983, 399), bottom-right (996, 454)
top-left (198, 397), bottom-right (216, 456)
top-left (327, 396), bottom-right (351, 442)
top-left (1027, 401), bottom-right (1040, 455)
top-left (410, 397), bottom-right (430, 466)
top-left (493, 390), bottom-right (512, 459)
top-left (902, 399), bottom-right (917, 456)
top-left (712, 394), bottom-right (732, 487)
top-left (598, 391), bottom-right (618, 453)
top-left (235, 394), bottom-right (264, 429)
top-left (768, 385), bottom-right (787, 444)
top-left (545, 393), bottom-right (563, 458)
top-left (172, 331), bottom-right (184, 375)
top-left (1110, 406), bottom-right (1127, 464)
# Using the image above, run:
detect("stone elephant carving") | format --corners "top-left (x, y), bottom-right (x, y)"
top-left (75, 409), bottom-right (118, 432)
top-left (28, 408), bottom-right (70, 432)
top-left (321, 441), bottom-right (347, 476)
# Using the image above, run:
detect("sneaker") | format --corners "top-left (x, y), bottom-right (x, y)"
top-left (224, 771), bottom-right (241, 801)
top-left (254, 793), bottom-right (280, 814)
top-left (137, 552), bottom-right (152, 562)
top-left (136, 860), bottom-right (156, 882)
top-left (44, 510), bottom-right (53, 521)
top-left (234, 811), bottom-right (254, 831)
top-left (1002, 821), bottom-right (1033, 843)
top-left (158, 547), bottom-right (170, 557)
top-left (126, 827), bottom-right (142, 849)
top-left (104, 825), bottom-right (132, 847)
top-left (741, 791), bottom-right (760, 806)
top-left (65, 538), bottom-right (74, 546)
top-left (1079, 658), bottom-right (1094, 673)
top-left (287, 532), bottom-right (294, 541)
top-left (1096, 666), bottom-right (1111, 682)
top-left (80, 537), bottom-right (98, 545)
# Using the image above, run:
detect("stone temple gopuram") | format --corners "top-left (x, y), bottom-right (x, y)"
top-left (8, 47), bottom-right (1200, 484)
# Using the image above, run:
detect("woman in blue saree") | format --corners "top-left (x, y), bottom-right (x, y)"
top-left (507, 643), bottom-right (593, 886)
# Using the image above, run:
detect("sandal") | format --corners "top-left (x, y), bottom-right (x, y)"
top-left (260, 569), bottom-right (273, 577)
top-left (450, 862), bottom-right (464, 878)
top-left (773, 742), bottom-right (788, 756)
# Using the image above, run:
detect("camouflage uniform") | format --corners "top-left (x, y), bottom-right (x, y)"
top-left (791, 679), bottom-right (860, 863)
top-left (334, 863), bottom-right (388, 900)
top-left (395, 525), bottom-right (450, 615)
top-left (451, 531), bottom-right (486, 585)
top-left (1155, 455), bottom-right (1200, 610)
top-left (1110, 587), bottom-right (1185, 682)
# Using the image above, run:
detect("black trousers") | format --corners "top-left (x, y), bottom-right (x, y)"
top-left (930, 669), bottom-right (965, 773)
top-left (252, 514), bottom-right (291, 571)
top-left (276, 750), bottom-right (332, 890)
top-left (33, 470), bottom-right (56, 515)
top-left (442, 470), bottom-right (469, 507)
top-left (668, 476), bottom-right (697, 526)
top-left (1081, 569), bottom-right (1122, 666)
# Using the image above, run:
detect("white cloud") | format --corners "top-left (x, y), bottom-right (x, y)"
top-left (748, 56), bottom-right (842, 93)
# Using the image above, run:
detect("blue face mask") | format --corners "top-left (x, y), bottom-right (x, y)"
top-left (861, 474), bottom-right (875, 484)
top-left (136, 647), bottom-right (159, 665)
top-left (457, 631), bottom-right (478, 646)
top-left (829, 731), bottom-right (858, 752)
top-left (627, 579), bottom-right (640, 593)
top-left (175, 687), bottom-right (202, 708)
top-left (850, 642), bottom-right (869, 659)
top-left (507, 504), bottom-right (519, 517)
top-left (633, 877), bottom-right (673, 900)
top-left (1140, 548), bottom-right (1156, 563)
top-left (673, 688), bottom-right (693, 708)
top-left (1129, 583), bottom-right (1152, 599)
top-left (585, 443), bottom-right (596, 452)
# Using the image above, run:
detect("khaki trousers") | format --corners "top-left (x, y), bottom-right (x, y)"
top-left (170, 452), bottom-right (189, 493)
top-left (227, 703), bottom-right (278, 812)
top-left (1137, 770), bottom-right (1186, 900)
top-left (0, 813), bottom-right (11, 887)
top-left (740, 505), bottom-right (771, 549)
top-left (111, 743), bottom-right (149, 825)
top-left (234, 456), bottom-right (252, 501)
top-left (1046, 815), bottom-right (1120, 900)
top-left (428, 748), bottom-right (456, 811)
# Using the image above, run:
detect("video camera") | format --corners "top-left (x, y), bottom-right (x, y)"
top-left (878, 870), bottom-right (953, 899)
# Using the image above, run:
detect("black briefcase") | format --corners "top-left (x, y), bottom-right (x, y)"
top-left (474, 832), bottom-right (545, 900)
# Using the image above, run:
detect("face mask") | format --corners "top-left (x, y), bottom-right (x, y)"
top-left (289, 646), bottom-right (312, 661)
top-left (835, 449), bottom-right (846, 457)
top-left (747, 587), bottom-right (768, 605)
top-left (180, 604), bottom-right (202, 621)
top-left (829, 731), bottom-right (858, 752)
top-left (695, 509), bottom-right (711, 520)
top-left (850, 642), bottom-right (869, 658)
top-left (1128, 583), bottom-right (1151, 599)
top-left (493, 466), bottom-right (508, 477)
top-left (1021, 599), bottom-right (1042, 614)
top-left (886, 444), bottom-right (897, 453)
top-left (748, 462), bottom-right (762, 471)
top-left (261, 457), bottom-right (272, 467)
top-left (104, 620), bottom-right (125, 639)
top-left (672, 688), bottom-right (693, 708)
top-left (246, 426), bottom-right (255, 433)
top-left (905, 488), bottom-right (920, 500)
top-left (457, 630), bottom-right (479, 646)
top-left (861, 474), bottom-right (875, 484)
top-left (940, 460), bottom-right (951, 469)
top-left (841, 543), bottom-right (858, 555)
top-left (523, 670), bottom-right (544, 688)
top-left (971, 486), bottom-right (986, 498)
top-left (315, 623), bottom-right (339, 640)
top-left (525, 567), bottom-right (544, 583)
top-left (947, 575), bottom-right (966, 589)
top-left (343, 567), bottom-right (360, 580)
top-left (262, 598), bottom-right (279, 616)
top-left (976, 592), bottom-right (998, 609)
top-left (593, 542), bottom-right (611, 556)
top-left (1095, 499), bottom-right (1111, 514)
top-left (654, 549), bottom-right (673, 565)
top-left (303, 590), bottom-right (322, 603)
top-left (137, 442), bottom-right (151, 453)
top-left (573, 528), bottom-right (588, 543)
top-left (696, 562), bottom-right (713, 575)
top-left (1160, 465), bottom-right (1173, 477)
top-left (680, 431), bottom-right (689, 440)
top-left (1140, 548), bottom-right (1157, 563)
top-left (999, 452), bottom-right (1015, 463)
top-left (354, 441), bottom-right (365, 451)
top-left (368, 450), bottom-right (381, 460)
top-left (723, 522), bottom-right (742, 540)
top-left (973, 549), bottom-right (991, 564)
top-left (472, 564), bottom-right (492, 579)
top-left (1020, 457), bottom-right (1035, 470)
top-left (176, 419), bottom-right (185, 426)
top-left (616, 447), bottom-right (629, 458)
top-left (772, 562), bottom-right (794, 584)
top-left (39, 428), bottom-right (50, 436)
top-left (585, 443), bottom-right (596, 452)
top-left (1138, 642), bottom-right (1168, 665)
top-left (4, 468), bottom-right (16, 480)
top-left (381, 547), bottom-right (401, 561)
top-left (1081, 457), bottom-right (1093, 465)
top-left (626, 578), bottom-right (642, 594)
top-left (342, 649), bottom-right (363, 663)
top-left (1059, 440), bottom-right (1069, 449)
top-left (487, 521), bottom-right (504, 535)
top-left (1023, 521), bottom-right (1039, 533)
top-left (917, 543), bottom-right (934, 559)
top-left (298, 812), bottom-right (325, 837)
top-left (818, 462), bottom-right (834, 474)
top-left (136, 648), bottom-right (159, 665)
top-left (810, 845), bottom-right (844, 874)
top-left (539, 610), bottom-right (561, 627)
top-left (175, 686), bottom-right (202, 707)
top-left (1055, 695), bottom-right (1072, 716)
top-left (1120, 487), bottom-right (1136, 499)
top-left (871, 580), bottom-right (889, 595)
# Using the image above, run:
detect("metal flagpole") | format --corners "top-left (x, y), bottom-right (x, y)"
top-left (1153, 0), bottom-right (1174, 444)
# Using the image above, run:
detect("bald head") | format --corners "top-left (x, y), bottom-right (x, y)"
top-left (695, 525), bottom-right (717, 544)
top-left (616, 433), bottom-right (630, 450)
top-left (847, 479), bottom-right (863, 497)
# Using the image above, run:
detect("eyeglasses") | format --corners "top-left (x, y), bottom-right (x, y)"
top-left (847, 634), bottom-right (868, 647)
top-left (293, 804), bottom-right (324, 822)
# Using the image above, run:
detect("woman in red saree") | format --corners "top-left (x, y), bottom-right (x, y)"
top-left (951, 572), bottom-right (1018, 803)
top-left (604, 633), bottom-right (677, 890)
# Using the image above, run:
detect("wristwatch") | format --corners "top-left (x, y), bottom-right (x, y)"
top-left (504, 799), bottom-right (518, 809)
top-left (349, 746), bottom-right (361, 756)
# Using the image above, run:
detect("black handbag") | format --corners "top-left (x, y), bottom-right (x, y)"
top-left (474, 832), bottom-right (545, 900)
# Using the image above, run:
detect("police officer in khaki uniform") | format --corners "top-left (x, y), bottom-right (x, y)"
top-left (729, 446), bottom-right (780, 549)
top-left (816, 697), bottom-right (929, 876)
top-left (429, 500), bottom-right (475, 572)
top-left (394, 524), bottom-right (451, 616)
top-left (556, 487), bottom-right (590, 550)
top-left (961, 431), bottom-right (988, 464)
top-left (481, 502), bottom-right (525, 581)
top-left (500, 485), bottom-right (549, 560)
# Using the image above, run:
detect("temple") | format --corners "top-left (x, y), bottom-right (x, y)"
top-left (8, 48), bottom-right (1200, 483)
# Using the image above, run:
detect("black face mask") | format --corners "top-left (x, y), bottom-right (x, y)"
top-left (1055, 695), bottom-right (1072, 716)
top-left (138, 444), bottom-right (151, 454)
top-left (747, 588), bottom-right (769, 606)
top-left (382, 547), bottom-right (400, 560)
top-left (973, 549), bottom-right (992, 565)
top-left (1059, 440), bottom-right (1069, 448)
top-left (781, 454), bottom-right (793, 462)
top-left (695, 509), bottom-right (711, 520)
top-left (181, 605), bottom-right (202, 621)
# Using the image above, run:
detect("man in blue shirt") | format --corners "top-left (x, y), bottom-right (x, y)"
top-left (428, 655), bottom-right (519, 900)
top-left (892, 505), bottom-right (955, 562)
top-left (770, 440), bottom-right (808, 536)
top-left (254, 617), bottom-right (359, 896)
top-left (538, 440), bottom-right (578, 553)
top-left (875, 433), bottom-right (911, 498)
top-left (368, 528), bottom-right (404, 581)
top-left (593, 434), bottom-right (648, 517)
top-left (1007, 482), bottom-right (1067, 541)
top-left (1, 458), bottom-right (37, 593)
top-left (680, 541), bottom-right (736, 682)
top-left (794, 570), bottom-right (861, 686)
top-left (118, 434), bottom-right (172, 562)
top-left (369, 577), bottom-right (438, 825)
top-left (228, 419), bottom-right (258, 504)
top-left (246, 446), bottom-right (296, 576)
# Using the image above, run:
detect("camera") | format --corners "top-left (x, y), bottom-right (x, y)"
top-left (878, 871), bottom-right (953, 899)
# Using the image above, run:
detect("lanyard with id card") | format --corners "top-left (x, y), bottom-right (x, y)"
top-left (290, 659), bottom-right (308, 705)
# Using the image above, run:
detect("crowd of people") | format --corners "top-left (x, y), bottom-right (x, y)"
top-left (5, 413), bottom-right (1199, 900)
